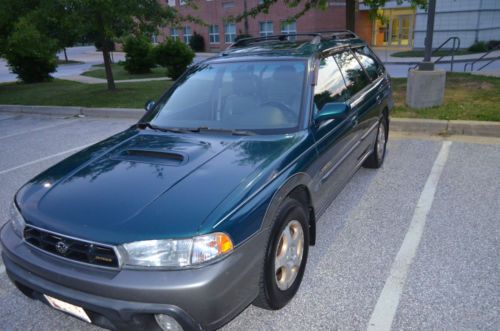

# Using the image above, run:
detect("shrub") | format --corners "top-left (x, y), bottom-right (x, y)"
top-left (189, 32), bottom-right (205, 52)
top-left (4, 18), bottom-right (58, 83)
top-left (123, 35), bottom-right (155, 74)
top-left (468, 41), bottom-right (488, 52)
top-left (154, 38), bottom-right (195, 80)
top-left (486, 40), bottom-right (500, 50)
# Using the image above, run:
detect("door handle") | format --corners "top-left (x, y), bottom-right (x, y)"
top-left (376, 95), bottom-right (382, 104)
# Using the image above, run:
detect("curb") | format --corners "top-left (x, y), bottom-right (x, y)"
top-left (1, 105), bottom-right (498, 137)
top-left (0, 105), bottom-right (144, 120)
top-left (391, 118), bottom-right (500, 137)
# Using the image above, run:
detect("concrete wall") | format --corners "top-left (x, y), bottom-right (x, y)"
top-left (413, 0), bottom-right (500, 49)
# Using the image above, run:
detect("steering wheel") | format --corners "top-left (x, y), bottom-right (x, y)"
top-left (260, 101), bottom-right (296, 122)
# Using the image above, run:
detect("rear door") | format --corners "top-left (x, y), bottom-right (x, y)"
top-left (335, 49), bottom-right (377, 162)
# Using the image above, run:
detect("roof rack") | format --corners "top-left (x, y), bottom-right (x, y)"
top-left (227, 30), bottom-right (359, 49)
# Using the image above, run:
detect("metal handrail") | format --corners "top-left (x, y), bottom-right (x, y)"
top-left (464, 47), bottom-right (500, 72)
top-left (411, 36), bottom-right (461, 71)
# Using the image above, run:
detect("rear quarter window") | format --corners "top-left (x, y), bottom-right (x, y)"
top-left (353, 46), bottom-right (384, 80)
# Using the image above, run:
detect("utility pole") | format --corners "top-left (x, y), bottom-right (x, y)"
top-left (346, 0), bottom-right (356, 32)
top-left (420, 0), bottom-right (436, 70)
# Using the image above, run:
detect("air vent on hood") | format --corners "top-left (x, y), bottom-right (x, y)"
top-left (111, 149), bottom-right (187, 166)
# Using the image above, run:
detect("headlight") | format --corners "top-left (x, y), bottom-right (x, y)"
top-left (121, 232), bottom-right (233, 268)
top-left (9, 201), bottom-right (25, 238)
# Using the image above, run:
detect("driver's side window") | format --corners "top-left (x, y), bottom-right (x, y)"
top-left (314, 54), bottom-right (349, 114)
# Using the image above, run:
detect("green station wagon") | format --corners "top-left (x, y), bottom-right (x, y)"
top-left (1, 31), bottom-right (393, 330)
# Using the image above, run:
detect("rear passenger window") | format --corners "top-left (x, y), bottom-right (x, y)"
top-left (334, 50), bottom-right (371, 97)
top-left (314, 56), bottom-right (348, 112)
top-left (353, 46), bottom-right (383, 80)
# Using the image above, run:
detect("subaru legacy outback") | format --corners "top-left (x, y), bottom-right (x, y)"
top-left (1, 31), bottom-right (393, 331)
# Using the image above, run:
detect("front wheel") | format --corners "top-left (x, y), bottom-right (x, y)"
top-left (254, 198), bottom-right (309, 310)
top-left (363, 116), bottom-right (387, 169)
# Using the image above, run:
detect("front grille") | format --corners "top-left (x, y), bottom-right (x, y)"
top-left (23, 226), bottom-right (119, 268)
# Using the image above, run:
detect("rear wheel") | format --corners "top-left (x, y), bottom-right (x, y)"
top-left (363, 116), bottom-right (387, 169)
top-left (254, 198), bottom-right (309, 310)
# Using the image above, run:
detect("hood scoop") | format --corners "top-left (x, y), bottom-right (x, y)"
top-left (111, 149), bottom-right (187, 166)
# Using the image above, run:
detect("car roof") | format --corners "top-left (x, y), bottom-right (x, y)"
top-left (218, 30), bottom-right (367, 59)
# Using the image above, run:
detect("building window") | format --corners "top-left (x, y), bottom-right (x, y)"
top-left (170, 28), bottom-right (179, 41)
top-left (260, 21), bottom-right (273, 37)
top-left (183, 26), bottom-right (192, 44)
top-left (209, 25), bottom-right (220, 44)
top-left (222, 1), bottom-right (235, 9)
top-left (167, 0), bottom-right (175, 6)
top-left (224, 23), bottom-right (236, 43)
top-left (281, 21), bottom-right (297, 41)
top-left (151, 33), bottom-right (158, 44)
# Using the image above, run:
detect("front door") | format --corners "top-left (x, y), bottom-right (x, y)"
top-left (389, 15), bottom-right (413, 47)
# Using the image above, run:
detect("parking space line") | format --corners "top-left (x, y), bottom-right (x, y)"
top-left (0, 120), bottom-right (77, 140)
top-left (0, 144), bottom-right (92, 176)
top-left (0, 264), bottom-right (5, 275)
top-left (367, 141), bottom-right (452, 331)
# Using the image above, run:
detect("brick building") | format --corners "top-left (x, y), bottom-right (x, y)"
top-left (159, 0), bottom-right (372, 51)
top-left (158, 0), bottom-right (500, 51)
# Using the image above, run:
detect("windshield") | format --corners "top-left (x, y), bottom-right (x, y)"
top-left (146, 60), bottom-right (307, 134)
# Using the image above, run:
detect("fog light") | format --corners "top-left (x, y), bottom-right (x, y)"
top-left (155, 314), bottom-right (183, 331)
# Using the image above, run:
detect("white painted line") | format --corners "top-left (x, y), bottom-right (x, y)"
top-left (0, 120), bottom-right (77, 140)
top-left (0, 263), bottom-right (5, 275)
top-left (367, 141), bottom-right (452, 331)
top-left (0, 144), bottom-right (92, 176)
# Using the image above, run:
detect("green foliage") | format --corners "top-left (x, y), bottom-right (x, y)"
top-left (154, 38), bottom-right (195, 80)
top-left (123, 35), bottom-right (155, 74)
top-left (486, 40), bottom-right (500, 50)
top-left (189, 32), bottom-right (205, 52)
top-left (468, 41), bottom-right (488, 52)
top-left (4, 18), bottom-right (58, 83)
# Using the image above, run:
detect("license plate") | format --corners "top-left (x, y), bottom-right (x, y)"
top-left (43, 294), bottom-right (91, 323)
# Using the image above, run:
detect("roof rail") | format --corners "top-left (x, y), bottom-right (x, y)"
top-left (228, 30), bottom-right (360, 49)
top-left (228, 33), bottom-right (322, 49)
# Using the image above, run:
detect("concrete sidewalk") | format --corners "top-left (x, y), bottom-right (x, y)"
top-left (61, 75), bottom-right (171, 84)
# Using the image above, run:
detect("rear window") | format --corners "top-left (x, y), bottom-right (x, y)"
top-left (353, 46), bottom-right (384, 80)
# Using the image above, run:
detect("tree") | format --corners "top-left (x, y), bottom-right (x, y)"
top-left (232, 0), bottom-right (428, 32)
top-left (63, 0), bottom-right (176, 90)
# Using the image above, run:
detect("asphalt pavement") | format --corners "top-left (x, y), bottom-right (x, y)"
top-left (0, 112), bottom-right (498, 330)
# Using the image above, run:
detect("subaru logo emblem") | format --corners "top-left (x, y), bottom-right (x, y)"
top-left (56, 241), bottom-right (69, 255)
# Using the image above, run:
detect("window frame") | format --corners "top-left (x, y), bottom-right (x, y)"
top-left (259, 21), bottom-right (274, 37)
top-left (224, 23), bottom-right (236, 44)
top-left (208, 25), bottom-right (220, 44)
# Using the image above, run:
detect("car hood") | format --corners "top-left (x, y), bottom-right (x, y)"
top-left (17, 129), bottom-right (307, 244)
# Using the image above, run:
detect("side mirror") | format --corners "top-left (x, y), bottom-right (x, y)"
top-left (314, 102), bottom-right (350, 123)
top-left (144, 100), bottom-right (156, 112)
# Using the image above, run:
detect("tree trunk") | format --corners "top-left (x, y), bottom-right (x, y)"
top-left (63, 48), bottom-right (68, 62)
top-left (346, 0), bottom-right (356, 32)
top-left (102, 40), bottom-right (115, 91)
top-left (243, 0), bottom-right (249, 35)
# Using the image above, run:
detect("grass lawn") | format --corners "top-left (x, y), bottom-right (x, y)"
top-left (391, 73), bottom-right (500, 122)
top-left (0, 79), bottom-right (171, 108)
top-left (82, 63), bottom-right (167, 80)
top-left (0, 73), bottom-right (498, 121)
top-left (390, 49), bottom-right (480, 58)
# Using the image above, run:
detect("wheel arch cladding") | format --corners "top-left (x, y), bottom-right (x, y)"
top-left (262, 173), bottom-right (316, 246)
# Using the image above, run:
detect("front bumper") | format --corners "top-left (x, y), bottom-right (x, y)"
top-left (1, 222), bottom-right (266, 330)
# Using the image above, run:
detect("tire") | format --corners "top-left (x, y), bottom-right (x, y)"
top-left (363, 115), bottom-right (388, 169)
top-left (253, 198), bottom-right (309, 310)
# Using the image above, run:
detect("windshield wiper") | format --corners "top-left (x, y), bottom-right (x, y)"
top-left (137, 122), bottom-right (190, 134)
top-left (189, 126), bottom-right (256, 136)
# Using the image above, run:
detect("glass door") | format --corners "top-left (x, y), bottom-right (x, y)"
top-left (389, 15), bottom-right (413, 47)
